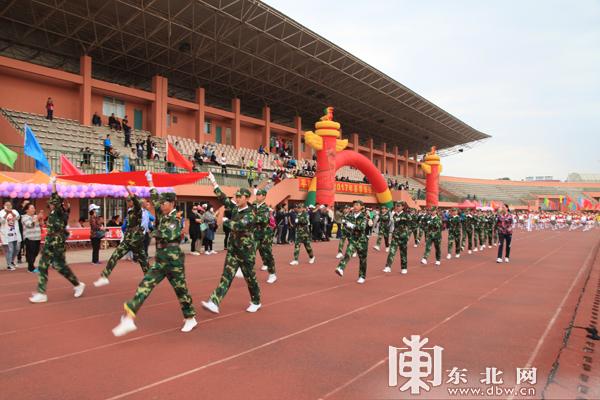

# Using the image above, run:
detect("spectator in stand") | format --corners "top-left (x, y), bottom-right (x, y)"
top-left (146, 135), bottom-right (153, 160)
top-left (136, 141), bottom-right (144, 166)
top-left (107, 215), bottom-right (121, 227)
top-left (21, 203), bottom-right (41, 273)
top-left (104, 134), bottom-right (112, 154)
top-left (258, 144), bottom-right (265, 155)
top-left (81, 147), bottom-right (92, 167)
top-left (45, 97), bottom-right (54, 121)
top-left (122, 115), bottom-right (131, 147)
top-left (240, 156), bottom-right (246, 169)
top-left (77, 217), bottom-right (87, 228)
top-left (89, 204), bottom-right (104, 265)
top-left (108, 113), bottom-right (118, 130)
top-left (107, 148), bottom-right (118, 172)
top-left (151, 142), bottom-right (160, 160)
top-left (92, 112), bottom-right (102, 126)
top-left (129, 148), bottom-right (137, 171)
top-left (210, 150), bottom-right (217, 164)
top-left (257, 157), bottom-right (263, 173)
top-left (0, 201), bottom-right (21, 270)
top-left (219, 152), bottom-right (227, 174)
top-left (193, 148), bottom-right (203, 166)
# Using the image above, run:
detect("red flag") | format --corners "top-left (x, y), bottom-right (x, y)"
top-left (60, 155), bottom-right (83, 175)
top-left (58, 171), bottom-right (208, 187)
top-left (167, 142), bottom-right (193, 171)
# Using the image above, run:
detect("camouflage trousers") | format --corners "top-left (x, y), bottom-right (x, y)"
top-left (125, 248), bottom-right (196, 318)
top-left (376, 229), bottom-right (390, 248)
top-left (423, 233), bottom-right (442, 261)
top-left (37, 240), bottom-right (80, 294)
top-left (102, 239), bottom-right (149, 278)
top-left (337, 237), bottom-right (368, 278)
top-left (474, 229), bottom-right (485, 248)
top-left (255, 234), bottom-right (275, 274)
top-left (448, 230), bottom-right (461, 255)
top-left (337, 233), bottom-right (347, 254)
top-left (461, 228), bottom-right (473, 251)
top-left (210, 244), bottom-right (260, 306)
top-left (294, 234), bottom-right (314, 260)
top-left (412, 227), bottom-right (422, 245)
top-left (386, 236), bottom-right (408, 270)
top-left (485, 228), bottom-right (496, 246)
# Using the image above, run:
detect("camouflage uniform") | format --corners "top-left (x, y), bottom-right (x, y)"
top-left (337, 208), bottom-right (350, 254)
top-left (411, 211), bottom-right (424, 245)
top-left (254, 201), bottom-right (275, 274)
top-left (474, 214), bottom-right (485, 248)
top-left (209, 187), bottom-right (260, 306)
top-left (423, 212), bottom-right (442, 261)
top-left (124, 189), bottom-right (196, 319)
top-left (102, 194), bottom-right (149, 278)
top-left (337, 210), bottom-right (368, 278)
top-left (293, 210), bottom-right (314, 260)
top-left (461, 211), bottom-right (474, 251)
top-left (485, 212), bottom-right (496, 246)
top-left (385, 206), bottom-right (411, 271)
top-left (447, 213), bottom-right (462, 256)
top-left (37, 193), bottom-right (81, 294)
top-left (375, 209), bottom-right (391, 248)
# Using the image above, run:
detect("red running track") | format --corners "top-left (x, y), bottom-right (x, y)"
top-left (0, 230), bottom-right (598, 399)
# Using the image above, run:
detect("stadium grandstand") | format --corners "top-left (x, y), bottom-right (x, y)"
top-left (0, 0), bottom-right (598, 217)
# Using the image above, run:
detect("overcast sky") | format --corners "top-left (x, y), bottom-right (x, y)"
top-left (265, 0), bottom-right (600, 180)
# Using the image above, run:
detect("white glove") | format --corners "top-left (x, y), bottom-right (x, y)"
top-left (50, 176), bottom-right (57, 184)
top-left (145, 171), bottom-right (153, 182)
top-left (208, 172), bottom-right (217, 185)
top-left (222, 217), bottom-right (229, 223)
top-left (345, 222), bottom-right (355, 229)
top-left (295, 218), bottom-right (299, 223)
top-left (341, 219), bottom-right (346, 224)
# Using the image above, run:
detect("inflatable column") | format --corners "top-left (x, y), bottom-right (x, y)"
top-left (419, 146), bottom-right (442, 207)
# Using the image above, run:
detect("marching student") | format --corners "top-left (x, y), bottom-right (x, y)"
top-left (421, 207), bottom-right (443, 266)
top-left (335, 200), bottom-right (369, 284)
top-left (374, 205), bottom-right (391, 252)
top-left (112, 172), bottom-right (197, 336)
top-left (290, 203), bottom-right (316, 265)
top-left (446, 208), bottom-right (461, 259)
top-left (254, 189), bottom-right (277, 284)
top-left (383, 201), bottom-right (411, 274)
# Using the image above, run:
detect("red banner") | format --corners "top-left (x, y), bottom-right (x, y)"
top-left (58, 171), bottom-right (208, 187)
top-left (40, 227), bottom-right (123, 243)
top-left (297, 177), bottom-right (373, 195)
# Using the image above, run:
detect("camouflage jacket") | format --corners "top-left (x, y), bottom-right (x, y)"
top-left (124, 195), bottom-right (143, 242)
top-left (345, 211), bottom-right (367, 241)
top-left (295, 211), bottom-right (311, 236)
top-left (463, 214), bottom-right (474, 229)
top-left (150, 188), bottom-right (181, 245)
top-left (253, 202), bottom-right (271, 239)
top-left (378, 211), bottom-right (391, 233)
top-left (447, 215), bottom-right (461, 234)
top-left (391, 211), bottom-right (411, 239)
top-left (424, 214), bottom-right (443, 234)
top-left (46, 192), bottom-right (68, 241)
top-left (215, 186), bottom-right (255, 249)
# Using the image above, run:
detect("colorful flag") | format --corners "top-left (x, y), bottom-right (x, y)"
top-left (60, 154), bottom-right (82, 175)
top-left (166, 142), bottom-right (193, 171)
top-left (58, 171), bottom-right (208, 187)
top-left (24, 124), bottom-right (51, 175)
top-left (0, 143), bottom-right (18, 169)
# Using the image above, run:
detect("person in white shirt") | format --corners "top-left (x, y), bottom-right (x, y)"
top-left (0, 201), bottom-right (21, 271)
top-left (219, 153), bottom-right (228, 174)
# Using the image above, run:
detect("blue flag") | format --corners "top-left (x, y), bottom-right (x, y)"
top-left (123, 156), bottom-right (130, 172)
top-left (23, 124), bottom-right (51, 176)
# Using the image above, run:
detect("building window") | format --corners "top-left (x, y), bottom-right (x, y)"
top-left (205, 119), bottom-right (211, 134)
top-left (102, 97), bottom-right (125, 118)
top-left (166, 113), bottom-right (171, 128)
top-left (225, 128), bottom-right (231, 145)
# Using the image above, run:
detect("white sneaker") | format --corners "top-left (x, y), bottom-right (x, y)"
top-left (446, 254), bottom-right (452, 260)
top-left (29, 292), bottom-right (48, 303)
top-left (181, 317), bottom-right (198, 333)
top-left (455, 254), bottom-right (460, 259)
top-left (468, 250), bottom-right (472, 255)
top-left (488, 245), bottom-right (492, 249)
top-left (505, 257), bottom-right (510, 263)
top-left (357, 277), bottom-right (365, 284)
top-left (204, 251), bottom-right (211, 255)
top-left (93, 276), bottom-right (110, 287)
top-left (382, 266), bottom-right (391, 273)
top-left (385, 248), bottom-right (390, 253)
top-left (235, 269), bottom-right (244, 278)
top-left (267, 274), bottom-right (277, 284)
top-left (496, 258), bottom-right (503, 263)
top-left (73, 283), bottom-right (86, 298)
top-left (435, 261), bottom-right (441, 266)
top-left (112, 315), bottom-right (137, 337)
top-left (309, 256), bottom-right (316, 264)
top-left (246, 303), bottom-right (262, 313)
top-left (335, 252), bottom-right (343, 259)
top-left (480, 246), bottom-right (484, 251)
top-left (413, 244), bottom-right (418, 248)
top-left (400, 269), bottom-right (408, 275)
top-left (473, 248), bottom-right (478, 252)
top-left (210, 250), bottom-right (218, 255)
top-left (289, 260), bottom-right (299, 266)
top-left (373, 245), bottom-right (380, 251)
top-left (201, 300), bottom-right (220, 314)
top-left (352, 252), bottom-right (357, 258)
top-left (190, 251), bottom-right (201, 256)
top-left (335, 268), bottom-right (344, 277)
top-left (260, 265), bottom-right (268, 271)
top-left (421, 258), bottom-right (427, 265)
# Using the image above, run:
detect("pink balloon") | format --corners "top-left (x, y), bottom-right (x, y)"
top-left (90, 192), bottom-right (96, 198)
top-left (9, 191), bottom-right (17, 198)
top-left (23, 192), bottom-right (31, 199)
top-left (14, 183), bottom-right (22, 192)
